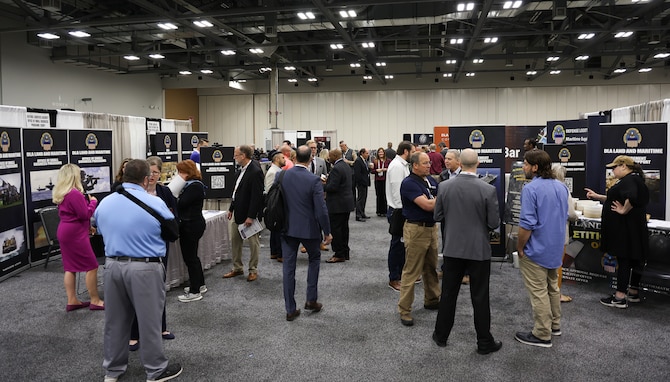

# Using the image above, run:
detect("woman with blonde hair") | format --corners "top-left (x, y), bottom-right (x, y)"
top-left (52, 163), bottom-right (103, 311)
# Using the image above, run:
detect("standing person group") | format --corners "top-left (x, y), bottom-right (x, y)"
top-left (585, 155), bottom-right (649, 308)
top-left (52, 163), bottom-right (104, 312)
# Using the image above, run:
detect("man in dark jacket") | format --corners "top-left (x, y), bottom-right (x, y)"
top-left (324, 148), bottom-right (355, 263)
top-left (353, 147), bottom-right (372, 221)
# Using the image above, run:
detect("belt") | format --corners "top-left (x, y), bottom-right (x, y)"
top-left (109, 256), bottom-right (162, 263)
top-left (406, 220), bottom-right (435, 227)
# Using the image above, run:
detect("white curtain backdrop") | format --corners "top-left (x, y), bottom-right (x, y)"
top-left (161, 119), bottom-right (176, 132)
top-left (128, 116), bottom-right (147, 159)
top-left (83, 112), bottom-right (110, 130)
top-left (661, 99), bottom-right (670, 123)
top-left (0, 105), bottom-right (27, 127)
top-left (173, 119), bottom-right (192, 133)
top-left (105, 115), bottom-right (130, 168)
top-left (56, 110), bottom-right (84, 129)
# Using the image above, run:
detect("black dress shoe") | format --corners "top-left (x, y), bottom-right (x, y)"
top-left (477, 340), bottom-right (502, 355)
top-left (355, 217), bottom-right (365, 222)
top-left (362, 215), bottom-right (371, 219)
top-left (424, 303), bottom-right (440, 311)
top-left (401, 318), bottom-right (414, 326)
top-left (286, 309), bottom-right (301, 321)
top-left (432, 331), bottom-right (447, 347)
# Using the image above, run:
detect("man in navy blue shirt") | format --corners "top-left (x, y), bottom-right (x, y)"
top-left (95, 159), bottom-right (182, 382)
top-left (397, 151), bottom-right (441, 327)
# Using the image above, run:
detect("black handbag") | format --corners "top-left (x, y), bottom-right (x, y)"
top-left (118, 187), bottom-right (179, 242)
top-left (388, 208), bottom-right (405, 237)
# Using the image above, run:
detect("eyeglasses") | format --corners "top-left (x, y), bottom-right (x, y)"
top-left (150, 171), bottom-right (160, 176)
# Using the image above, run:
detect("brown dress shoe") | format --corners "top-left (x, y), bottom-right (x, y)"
top-left (247, 273), bottom-right (257, 282)
top-left (222, 270), bottom-right (244, 278)
top-left (320, 243), bottom-right (329, 251)
top-left (270, 254), bottom-right (278, 259)
top-left (304, 301), bottom-right (322, 312)
top-left (286, 309), bottom-right (301, 321)
top-left (277, 257), bottom-right (283, 263)
top-left (325, 256), bottom-right (345, 263)
top-left (388, 280), bottom-right (401, 291)
top-left (300, 246), bottom-right (307, 253)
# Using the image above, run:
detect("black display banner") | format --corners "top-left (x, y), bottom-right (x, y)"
top-left (449, 126), bottom-right (505, 256)
top-left (544, 144), bottom-right (588, 200)
top-left (22, 128), bottom-right (69, 263)
top-left (503, 161), bottom-right (530, 225)
top-left (150, 132), bottom-right (179, 184)
top-left (296, 131), bottom-right (311, 147)
top-left (199, 146), bottom-right (235, 199)
top-left (546, 119), bottom-right (588, 145)
top-left (600, 122), bottom-right (667, 219)
top-left (68, 130), bottom-right (113, 199)
top-left (180, 132), bottom-right (208, 161)
top-left (146, 118), bottom-right (161, 157)
top-left (503, 125), bottom-right (545, 173)
top-left (0, 127), bottom-right (28, 280)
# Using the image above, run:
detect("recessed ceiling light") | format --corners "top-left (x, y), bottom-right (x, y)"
top-left (550, 70), bottom-right (561, 75)
top-left (575, 55), bottom-right (590, 61)
top-left (37, 32), bottom-right (59, 40)
top-left (297, 12), bottom-right (315, 20)
top-left (288, 78), bottom-right (298, 83)
top-left (613, 68), bottom-right (627, 73)
top-left (363, 75), bottom-right (373, 80)
top-left (284, 66), bottom-right (296, 71)
top-left (472, 58), bottom-right (484, 64)
top-left (484, 37), bottom-right (498, 43)
top-left (384, 75), bottom-right (394, 79)
top-left (375, 62), bottom-right (386, 67)
top-left (179, 70), bottom-right (192, 75)
top-left (123, 55), bottom-right (140, 61)
top-left (69, 31), bottom-right (90, 38)
top-left (249, 48), bottom-right (264, 54)
top-left (653, 52), bottom-right (670, 59)
top-left (193, 20), bottom-right (213, 28)
top-left (546, 56), bottom-right (560, 62)
top-left (149, 54), bottom-right (165, 59)
top-left (330, 43), bottom-right (344, 50)
top-left (638, 68), bottom-right (652, 73)
top-left (526, 70), bottom-right (537, 76)
top-left (578, 33), bottom-right (595, 40)
top-left (362, 42), bottom-right (375, 48)
top-left (465, 72), bottom-right (475, 77)
top-left (201, 69), bottom-right (213, 74)
top-left (445, 59), bottom-right (457, 65)
top-left (350, 63), bottom-right (361, 68)
top-left (308, 77), bottom-right (318, 82)
top-left (614, 31), bottom-right (633, 38)
top-left (157, 23), bottom-right (178, 30)
top-left (442, 73), bottom-right (453, 77)
top-left (450, 38), bottom-right (464, 44)
top-left (221, 50), bottom-right (235, 56)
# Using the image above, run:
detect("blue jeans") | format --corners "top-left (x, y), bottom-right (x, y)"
top-left (387, 207), bottom-right (405, 281)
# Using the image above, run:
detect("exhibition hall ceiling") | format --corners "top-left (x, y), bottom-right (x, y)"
top-left (1, 0), bottom-right (669, 86)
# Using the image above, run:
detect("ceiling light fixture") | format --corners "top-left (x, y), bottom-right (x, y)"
top-left (465, 72), bottom-right (475, 77)
top-left (526, 70), bottom-right (537, 76)
top-left (249, 48), bottom-right (264, 54)
top-left (613, 68), bottom-right (627, 74)
top-left (308, 77), bottom-right (318, 82)
top-left (653, 52), bottom-right (670, 59)
top-left (288, 78), bottom-right (298, 83)
top-left (384, 75), bottom-right (394, 79)
top-left (221, 50), bottom-right (235, 55)
top-left (330, 43), bottom-right (344, 49)
top-left (445, 59), bottom-right (457, 65)
top-left (457, 3), bottom-right (475, 12)
top-left (259, 67), bottom-right (272, 73)
top-left (577, 33), bottom-right (595, 40)
top-left (69, 31), bottom-right (90, 38)
top-left (149, 54), bottom-right (165, 59)
top-left (442, 73), bottom-right (453, 78)
top-left (362, 42), bottom-right (375, 48)
top-left (157, 23), bottom-right (178, 30)
top-left (179, 70), bottom-right (192, 75)
top-left (484, 37), bottom-right (498, 43)
top-left (575, 55), bottom-right (590, 61)
top-left (473, 58), bottom-right (484, 64)
top-left (201, 69), bottom-right (213, 74)
top-left (284, 66), bottom-right (296, 71)
top-left (638, 68), bottom-right (652, 73)
top-left (450, 38), bottom-right (464, 44)
top-left (614, 31), bottom-right (633, 38)
top-left (350, 63), bottom-right (361, 68)
top-left (123, 55), bottom-right (140, 61)
top-left (297, 12), bottom-right (315, 20)
top-left (375, 62), bottom-right (386, 67)
top-left (546, 56), bottom-right (560, 62)
top-left (550, 70), bottom-right (561, 75)
top-left (193, 20), bottom-right (214, 28)
top-left (363, 75), bottom-right (373, 80)
top-left (340, 10), bottom-right (357, 18)
top-left (37, 32), bottom-right (59, 40)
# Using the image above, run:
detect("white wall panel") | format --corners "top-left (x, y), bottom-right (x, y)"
top-left (201, 83), bottom-right (670, 150)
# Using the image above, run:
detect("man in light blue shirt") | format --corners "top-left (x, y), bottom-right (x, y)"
top-left (95, 159), bottom-right (182, 382)
top-left (515, 150), bottom-right (568, 349)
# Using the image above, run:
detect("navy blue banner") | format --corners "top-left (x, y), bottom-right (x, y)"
top-left (22, 129), bottom-right (69, 263)
top-left (199, 146), bottom-right (235, 199)
top-left (546, 120), bottom-right (588, 145)
top-left (449, 126), bottom-right (505, 256)
top-left (0, 127), bottom-right (28, 280)
top-left (150, 132), bottom-right (179, 184)
top-left (600, 122), bottom-right (667, 219)
top-left (181, 132), bottom-right (208, 161)
top-left (544, 144), bottom-right (588, 200)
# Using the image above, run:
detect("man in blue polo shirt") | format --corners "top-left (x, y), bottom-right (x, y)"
top-left (515, 149), bottom-right (568, 348)
top-left (397, 151), bottom-right (441, 327)
top-left (95, 159), bottom-right (182, 382)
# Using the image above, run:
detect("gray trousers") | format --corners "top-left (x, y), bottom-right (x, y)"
top-left (102, 258), bottom-right (168, 380)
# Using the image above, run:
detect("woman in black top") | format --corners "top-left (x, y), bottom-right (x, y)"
top-left (586, 155), bottom-right (649, 309)
top-left (175, 159), bottom-right (207, 303)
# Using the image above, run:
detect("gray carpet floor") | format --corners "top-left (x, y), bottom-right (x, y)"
top-left (2, 192), bottom-right (670, 381)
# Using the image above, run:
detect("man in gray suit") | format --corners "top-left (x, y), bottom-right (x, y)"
top-left (280, 146), bottom-right (332, 321)
top-left (307, 140), bottom-right (328, 178)
top-left (431, 148), bottom-right (502, 355)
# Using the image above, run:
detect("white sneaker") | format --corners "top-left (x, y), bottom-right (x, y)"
top-left (183, 285), bottom-right (207, 294)
top-left (177, 292), bottom-right (203, 303)
top-left (104, 376), bottom-right (118, 382)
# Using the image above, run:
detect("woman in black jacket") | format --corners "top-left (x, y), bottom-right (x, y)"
top-left (175, 159), bottom-right (207, 303)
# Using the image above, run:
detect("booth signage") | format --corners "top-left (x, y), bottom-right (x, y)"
top-left (199, 146), bottom-right (235, 199)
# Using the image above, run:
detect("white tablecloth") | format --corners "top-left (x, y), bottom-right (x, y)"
top-left (165, 210), bottom-right (229, 289)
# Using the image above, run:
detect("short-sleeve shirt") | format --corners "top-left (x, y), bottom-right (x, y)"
top-left (400, 173), bottom-right (438, 222)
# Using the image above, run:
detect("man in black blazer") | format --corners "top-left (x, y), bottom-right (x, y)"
top-left (223, 145), bottom-right (265, 282)
top-left (324, 148), bottom-right (355, 263)
top-left (353, 147), bottom-right (372, 221)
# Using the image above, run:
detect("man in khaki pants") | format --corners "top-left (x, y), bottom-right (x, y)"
top-left (397, 151), bottom-right (441, 326)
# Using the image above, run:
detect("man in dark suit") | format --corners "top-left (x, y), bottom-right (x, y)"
top-left (431, 148), bottom-right (502, 354)
top-left (353, 147), bottom-right (372, 221)
top-left (223, 145), bottom-right (265, 282)
top-left (280, 146), bottom-right (333, 321)
top-left (324, 148), bottom-right (355, 263)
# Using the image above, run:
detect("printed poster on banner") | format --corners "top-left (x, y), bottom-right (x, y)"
top-left (149, 132), bottom-right (179, 184)
top-left (181, 132), bottom-right (209, 161)
top-left (68, 130), bottom-right (113, 198)
top-left (199, 146), bottom-right (235, 199)
top-left (22, 128), bottom-right (69, 263)
top-left (448, 125), bottom-right (506, 256)
top-left (543, 144), bottom-right (587, 200)
top-left (0, 127), bottom-right (28, 280)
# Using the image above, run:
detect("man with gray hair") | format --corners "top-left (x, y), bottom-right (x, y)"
top-left (431, 149), bottom-right (502, 354)
top-left (439, 149), bottom-right (461, 182)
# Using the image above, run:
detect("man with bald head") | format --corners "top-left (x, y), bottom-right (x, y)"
top-left (431, 148), bottom-right (502, 354)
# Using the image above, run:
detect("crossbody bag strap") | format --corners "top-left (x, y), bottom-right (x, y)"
top-left (118, 187), bottom-right (167, 225)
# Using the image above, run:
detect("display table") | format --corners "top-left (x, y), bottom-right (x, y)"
top-left (565, 217), bottom-right (670, 293)
top-left (165, 210), bottom-right (229, 289)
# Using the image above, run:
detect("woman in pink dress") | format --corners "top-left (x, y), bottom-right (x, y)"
top-left (52, 164), bottom-right (104, 311)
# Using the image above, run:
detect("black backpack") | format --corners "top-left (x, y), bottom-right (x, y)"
top-left (263, 170), bottom-right (287, 232)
